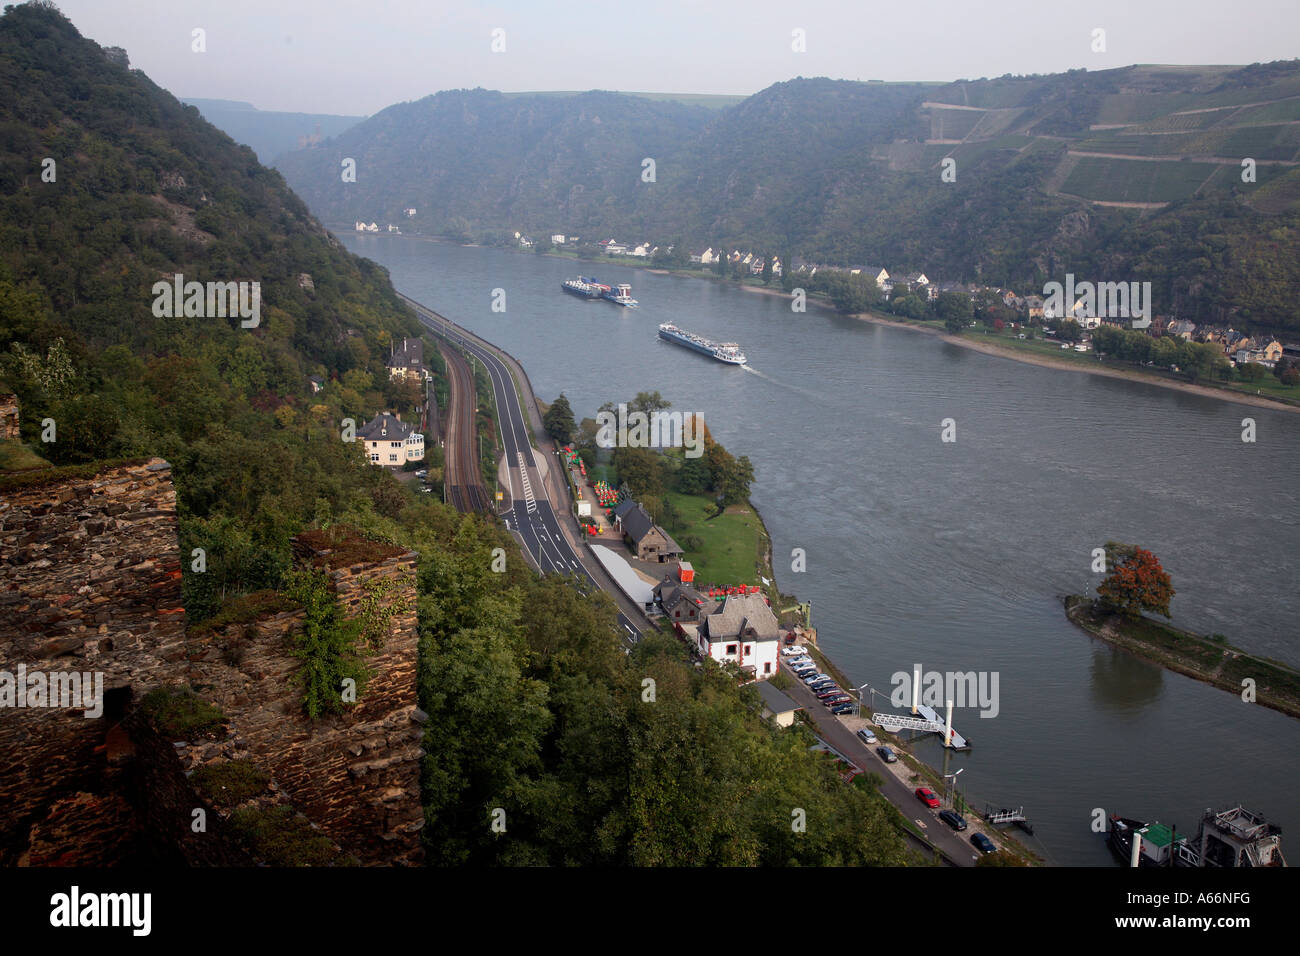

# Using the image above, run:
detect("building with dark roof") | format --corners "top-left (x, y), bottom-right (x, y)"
top-left (358, 412), bottom-right (424, 466)
top-left (386, 337), bottom-right (426, 382)
top-left (618, 503), bottom-right (683, 563)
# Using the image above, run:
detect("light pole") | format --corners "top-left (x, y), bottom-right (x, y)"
top-left (943, 768), bottom-right (964, 811)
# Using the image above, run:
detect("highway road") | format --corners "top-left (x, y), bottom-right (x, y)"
top-left (403, 294), bottom-right (644, 645)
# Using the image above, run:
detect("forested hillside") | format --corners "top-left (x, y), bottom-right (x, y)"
top-left (0, 3), bottom-right (909, 866)
top-left (280, 65), bottom-right (1300, 331)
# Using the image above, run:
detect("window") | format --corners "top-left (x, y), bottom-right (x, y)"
top-left (764, 662), bottom-right (772, 674)
top-left (726, 644), bottom-right (737, 655)
top-left (674, 610), bottom-right (680, 618)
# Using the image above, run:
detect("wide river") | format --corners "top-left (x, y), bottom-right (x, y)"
top-left (343, 233), bottom-right (1299, 866)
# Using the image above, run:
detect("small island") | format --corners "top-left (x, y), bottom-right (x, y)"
top-left (1065, 542), bottom-right (1300, 719)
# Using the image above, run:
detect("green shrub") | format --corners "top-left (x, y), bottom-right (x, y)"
top-left (140, 687), bottom-right (226, 740)
top-left (191, 760), bottom-right (270, 807)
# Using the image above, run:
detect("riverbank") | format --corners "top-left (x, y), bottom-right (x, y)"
top-left (855, 312), bottom-right (1300, 414)
top-left (1064, 596), bottom-right (1300, 719)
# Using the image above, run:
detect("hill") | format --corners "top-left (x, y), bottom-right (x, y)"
top-left (279, 66), bottom-right (1300, 331)
top-left (182, 97), bottom-right (365, 165)
top-left (0, 2), bottom-right (911, 867)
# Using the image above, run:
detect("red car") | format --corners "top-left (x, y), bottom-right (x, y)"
top-left (915, 787), bottom-right (940, 808)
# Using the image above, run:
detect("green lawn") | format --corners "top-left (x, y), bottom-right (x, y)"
top-left (663, 490), bottom-right (765, 587)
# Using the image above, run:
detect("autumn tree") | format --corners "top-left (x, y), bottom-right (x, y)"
top-left (1096, 542), bottom-right (1175, 619)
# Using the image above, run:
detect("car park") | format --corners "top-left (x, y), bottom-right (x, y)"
top-left (939, 810), bottom-right (967, 831)
top-left (915, 787), bottom-right (940, 808)
top-left (856, 728), bottom-right (877, 744)
top-left (970, 833), bottom-right (997, 854)
top-left (876, 745), bottom-right (897, 763)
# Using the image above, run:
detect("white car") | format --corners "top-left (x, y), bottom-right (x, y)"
top-left (803, 673), bottom-right (831, 685)
top-left (781, 646), bottom-right (808, 657)
top-left (856, 728), bottom-right (877, 745)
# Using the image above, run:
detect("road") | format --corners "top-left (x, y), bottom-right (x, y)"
top-left (403, 294), bottom-right (644, 645)
top-left (779, 658), bottom-right (985, 867)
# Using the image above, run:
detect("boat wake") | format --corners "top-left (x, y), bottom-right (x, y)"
top-left (740, 363), bottom-right (818, 398)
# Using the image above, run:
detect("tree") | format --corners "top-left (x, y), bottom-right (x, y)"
top-left (1096, 542), bottom-right (1175, 620)
top-left (936, 292), bottom-right (972, 333)
top-left (543, 393), bottom-right (576, 444)
top-left (716, 454), bottom-right (755, 507)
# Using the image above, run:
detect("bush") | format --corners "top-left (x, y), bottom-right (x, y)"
top-left (191, 760), bottom-right (270, 807)
top-left (140, 687), bottom-right (227, 740)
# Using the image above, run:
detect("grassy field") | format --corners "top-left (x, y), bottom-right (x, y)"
top-left (663, 490), bottom-right (765, 586)
top-left (0, 440), bottom-right (51, 472)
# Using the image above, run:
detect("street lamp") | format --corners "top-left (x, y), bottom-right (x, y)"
top-left (943, 768), bottom-right (964, 811)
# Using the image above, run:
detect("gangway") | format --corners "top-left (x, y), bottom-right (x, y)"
top-left (874, 713), bottom-right (943, 734)
top-left (984, 805), bottom-right (1035, 834)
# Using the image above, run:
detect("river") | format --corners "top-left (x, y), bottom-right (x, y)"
top-left (342, 233), bottom-right (1299, 866)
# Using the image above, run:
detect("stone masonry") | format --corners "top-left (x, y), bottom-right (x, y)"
top-left (0, 457), bottom-right (424, 865)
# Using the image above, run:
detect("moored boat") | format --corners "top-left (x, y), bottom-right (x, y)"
top-left (1107, 805), bottom-right (1286, 867)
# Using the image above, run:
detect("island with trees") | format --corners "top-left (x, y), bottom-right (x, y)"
top-left (1065, 542), bottom-right (1300, 719)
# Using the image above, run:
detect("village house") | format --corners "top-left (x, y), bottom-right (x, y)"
top-left (851, 266), bottom-right (890, 289)
top-left (358, 412), bottom-right (425, 466)
top-left (386, 337), bottom-right (427, 383)
top-left (617, 502), bottom-right (683, 563)
top-left (1025, 294), bottom-right (1045, 320)
top-left (550, 234), bottom-right (565, 245)
top-left (1167, 319), bottom-right (1197, 340)
top-left (653, 575), bottom-right (708, 627)
top-left (697, 592), bottom-right (782, 679)
top-left (308, 375), bottom-right (325, 394)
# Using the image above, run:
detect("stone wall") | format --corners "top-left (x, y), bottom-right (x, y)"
top-left (0, 394), bottom-right (17, 441)
top-left (0, 458), bottom-right (424, 865)
top-left (188, 533), bottom-right (424, 865)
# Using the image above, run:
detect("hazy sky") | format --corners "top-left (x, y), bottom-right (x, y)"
top-left (50, 0), bottom-right (1300, 115)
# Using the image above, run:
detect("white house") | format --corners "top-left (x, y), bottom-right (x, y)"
top-left (404, 208), bottom-right (417, 217)
top-left (632, 242), bottom-right (652, 257)
top-left (697, 592), bottom-right (782, 680)
top-left (550, 234), bottom-right (566, 245)
top-left (851, 266), bottom-right (889, 289)
top-left (358, 412), bottom-right (424, 465)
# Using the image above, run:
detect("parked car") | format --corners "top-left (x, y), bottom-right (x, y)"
top-left (803, 673), bottom-right (830, 684)
top-left (781, 646), bottom-right (808, 657)
top-left (810, 682), bottom-right (837, 693)
top-left (970, 833), bottom-right (997, 854)
top-left (856, 728), bottom-right (877, 745)
top-left (414, 470), bottom-right (428, 478)
top-left (789, 661), bottom-right (816, 673)
top-left (938, 810), bottom-right (968, 831)
top-left (915, 787), bottom-right (940, 808)
top-left (876, 745), bottom-right (898, 763)
top-left (815, 688), bottom-right (842, 699)
top-left (824, 695), bottom-right (853, 707)
top-left (831, 702), bottom-right (856, 715)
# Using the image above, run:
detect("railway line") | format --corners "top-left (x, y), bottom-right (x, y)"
top-left (401, 292), bottom-right (644, 644)
top-left (438, 340), bottom-right (492, 513)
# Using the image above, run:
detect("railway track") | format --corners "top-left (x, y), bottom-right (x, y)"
top-left (438, 340), bottom-right (492, 513)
